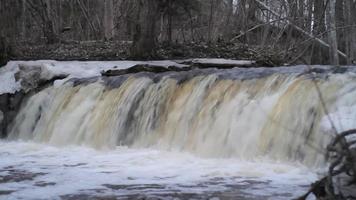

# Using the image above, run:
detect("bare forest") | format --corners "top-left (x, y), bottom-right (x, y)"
top-left (0, 0), bottom-right (355, 65)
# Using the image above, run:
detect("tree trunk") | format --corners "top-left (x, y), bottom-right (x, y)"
top-left (346, 0), bottom-right (356, 63)
top-left (207, 0), bottom-right (215, 43)
top-left (104, 0), bottom-right (114, 40)
top-left (21, 0), bottom-right (27, 41)
top-left (224, 0), bottom-right (233, 39)
top-left (327, 0), bottom-right (339, 65)
top-left (167, 0), bottom-right (172, 43)
top-left (130, 0), bottom-right (160, 59)
top-left (43, 0), bottom-right (58, 44)
top-left (0, 35), bottom-right (9, 66)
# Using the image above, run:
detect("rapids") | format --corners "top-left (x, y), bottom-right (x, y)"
top-left (2, 65), bottom-right (356, 199)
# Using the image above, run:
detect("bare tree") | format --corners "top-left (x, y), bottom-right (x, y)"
top-left (104, 0), bottom-right (114, 40)
top-left (328, 0), bottom-right (340, 65)
top-left (130, 0), bottom-right (160, 59)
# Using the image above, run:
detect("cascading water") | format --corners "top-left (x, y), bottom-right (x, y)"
top-left (2, 65), bottom-right (356, 199)
top-left (7, 66), bottom-right (355, 164)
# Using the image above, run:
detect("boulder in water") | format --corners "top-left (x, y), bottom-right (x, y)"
top-left (0, 92), bottom-right (25, 138)
top-left (0, 110), bottom-right (3, 135)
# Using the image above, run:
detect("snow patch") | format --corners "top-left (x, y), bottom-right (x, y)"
top-left (0, 60), bottom-right (187, 95)
top-left (192, 58), bottom-right (256, 66)
top-left (0, 61), bottom-right (21, 94)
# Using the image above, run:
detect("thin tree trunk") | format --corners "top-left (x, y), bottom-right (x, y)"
top-left (43, 0), bottom-right (58, 44)
top-left (346, 0), bottom-right (356, 63)
top-left (207, 0), bottom-right (214, 43)
top-left (327, 0), bottom-right (339, 65)
top-left (21, 0), bottom-right (27, 41)
top-left (167, 0), bottom-right (173, 43)
top-left (104, 0), bottom-right (114, 40)
top-left (224, 0), bottom-right (233, 39)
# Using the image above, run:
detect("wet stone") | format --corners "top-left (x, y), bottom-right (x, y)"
top-left (103, 184), bottom-right (165, 191)
top-left (0, 190), bottom-right (15, 195)
top-left (61, 194), bottom-right (117, 200)
top-left (63, 163), bottom-right (87, 167)
top-left (0, 168), bottom-right (47, 183)
top-left (34, 181), bottom-right (56, 187)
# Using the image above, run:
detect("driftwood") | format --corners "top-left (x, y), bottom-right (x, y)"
top-left (299, 129), bottom-right (356, 200)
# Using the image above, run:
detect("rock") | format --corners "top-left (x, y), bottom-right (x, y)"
top-left (0, 110), bottom-right (3, 124)
top-left (101, 63), bottom-right (190, 77)
top-left (0, 110), bottom-right (3, 137)
top-left (0, 94), bottom-right (8, 138)
top-left (0, 64), bottom-right (66, 137)
top-left (0, 92), bottom-right (25, 138)
top-left (14, 64), bottom-right (67, 93)
top-left (14, 65), bottom-right (42, 93)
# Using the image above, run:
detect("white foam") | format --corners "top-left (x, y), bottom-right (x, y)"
top-left (0, 141), bottom-right (318, 200)
top-left (320, 76), bottom-right (356, 142)
top-left (0, 61), bottom-right (21, 94)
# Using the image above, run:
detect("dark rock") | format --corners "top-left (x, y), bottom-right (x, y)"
top-left (0, 94), bottom-right (8, 138)
top-left (0, 92), bottom-right (25, 138)
top-left (71, 77), bottom-right (100, 87)
top-left (0, 168), bottom-right (46, 183)
top-left (34, 181), bottom-right (56, 187)
top-left (332, 66), bottom-right (348, 74)
top-left (101, 63), bottom-right (188, 77)
top-left (0, 110), bottom-right (3, 125)
top-left (0, 190), bottom-right (15, 195)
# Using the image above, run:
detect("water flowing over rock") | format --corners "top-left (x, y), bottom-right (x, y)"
top-left (7, 65), bottom-right (356, 167)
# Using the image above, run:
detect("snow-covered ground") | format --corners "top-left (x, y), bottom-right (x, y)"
top-left (0, 60), bottom-right (187, 95)
top-left (0, 141), bottom-right (317, 200)
top-left (192, 58), bottom-right (256, 66)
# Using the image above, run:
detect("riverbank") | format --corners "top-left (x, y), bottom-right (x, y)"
top-left (3, 41), bottom-right (286, 68)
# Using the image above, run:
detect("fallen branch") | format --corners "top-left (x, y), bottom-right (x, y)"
top-left (230, 18), bottom-right (287, 42)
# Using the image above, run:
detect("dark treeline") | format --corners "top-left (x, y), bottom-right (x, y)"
top-left (0, 0), bottom-right (356, 64)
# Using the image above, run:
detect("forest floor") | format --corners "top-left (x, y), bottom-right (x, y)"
top-left (5, 41), bottom-right (286, 67)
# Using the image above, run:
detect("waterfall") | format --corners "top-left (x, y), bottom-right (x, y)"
top-left (7, 66), bottom-right (356, 167)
